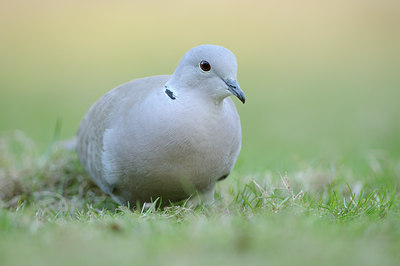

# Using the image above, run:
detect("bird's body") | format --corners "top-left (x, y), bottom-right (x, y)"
top-left (77, 45), bottom-right (245, 206)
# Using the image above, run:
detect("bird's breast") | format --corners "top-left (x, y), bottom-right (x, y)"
top-left (103, 92), bottom-right (241, 197)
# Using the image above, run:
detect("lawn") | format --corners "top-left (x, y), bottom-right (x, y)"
top-left (0, 133), bottom-right (399, 266)
top-left (1, 1), bottom-right (400, 266)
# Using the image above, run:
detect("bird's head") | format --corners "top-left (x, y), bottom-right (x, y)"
top-left (167, 44), bottom-right (245, 104)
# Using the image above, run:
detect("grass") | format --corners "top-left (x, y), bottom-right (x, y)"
top-left (1, 1), bottom-right (400, 265)
top-left (1, 131), bottom-right (399, 266)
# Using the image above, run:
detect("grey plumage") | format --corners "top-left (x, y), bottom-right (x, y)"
top-left (77, 45), bottom-right (245, 206)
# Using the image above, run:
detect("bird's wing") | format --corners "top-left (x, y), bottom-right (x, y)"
top-left (76, 75), bottom-right (171, 192)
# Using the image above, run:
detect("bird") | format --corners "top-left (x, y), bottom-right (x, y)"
top-left (76, 44), bottom-right (245, 207)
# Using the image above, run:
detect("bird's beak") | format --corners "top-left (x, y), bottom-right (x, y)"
top-left (224, 79), bottom-right (245, 104)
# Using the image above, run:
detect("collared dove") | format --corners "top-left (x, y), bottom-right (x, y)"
top-left (77, 44), bottom-right (245, 207)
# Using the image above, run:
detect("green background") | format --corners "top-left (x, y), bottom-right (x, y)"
top-left (1, 0), bottom-right (399, 172)
top-left (0, 1), bottom-right (400, 171)
top-left (1, 1), bottom-right (400, 266)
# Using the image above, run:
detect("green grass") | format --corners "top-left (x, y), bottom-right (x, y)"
top-left (1, 132), bottom-right (399, 266)
top-left (1, 1), bottom-right (400, 265)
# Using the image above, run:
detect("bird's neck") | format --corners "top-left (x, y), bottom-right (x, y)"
top-left (164, 83), bottom-right (226, 108)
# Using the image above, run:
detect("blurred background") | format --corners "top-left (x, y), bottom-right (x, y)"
top-left (1, 0), bottom-right (399, 173)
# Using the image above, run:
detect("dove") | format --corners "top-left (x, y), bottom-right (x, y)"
top-left (77, 44), bottom-right (245, 207)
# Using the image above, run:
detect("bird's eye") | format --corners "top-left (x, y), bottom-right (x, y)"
top-left (199, 60), bottom-right (211, 72)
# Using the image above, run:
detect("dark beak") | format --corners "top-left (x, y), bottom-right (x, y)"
top-left (224, 79), bottom-right (245, 104)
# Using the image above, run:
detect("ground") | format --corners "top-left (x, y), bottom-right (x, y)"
top-left (0, 132), bottom-right (399, 266)
top-left (1, 1), bottom-right (400, 265)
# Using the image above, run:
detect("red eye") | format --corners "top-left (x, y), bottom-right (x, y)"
top-left (199, 60), bottom-right (211, 72)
